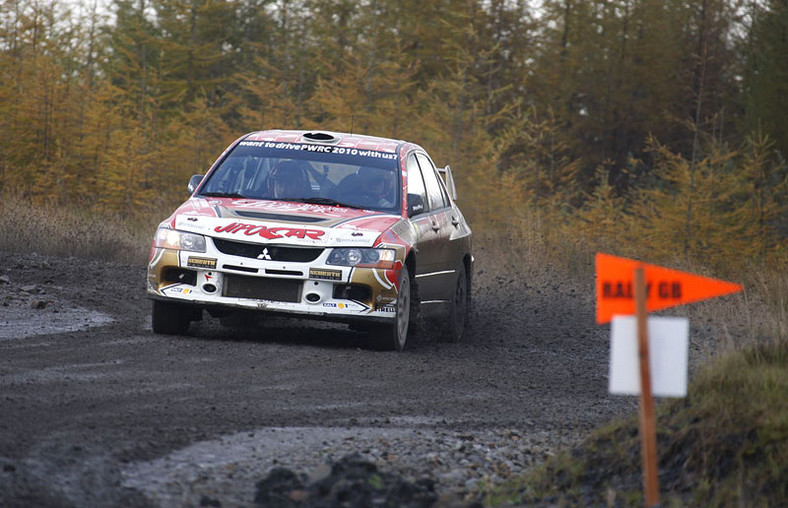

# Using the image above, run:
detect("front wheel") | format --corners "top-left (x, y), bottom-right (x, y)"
top-left (373, 265), bottom-right (412, 351)
top-left (152, 300), bottom-right (193, 335)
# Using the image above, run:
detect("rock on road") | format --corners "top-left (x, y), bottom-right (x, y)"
top-left (0, 246), bottom-right (636, 507)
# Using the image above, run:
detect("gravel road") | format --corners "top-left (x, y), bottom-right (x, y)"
top-left (0, 245), bottom-right (639, 507)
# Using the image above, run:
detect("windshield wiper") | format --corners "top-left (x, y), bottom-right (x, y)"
top-left (200, 191), bottom-right (249, 199)
top-left (289, 197), bottom-right (364, 209)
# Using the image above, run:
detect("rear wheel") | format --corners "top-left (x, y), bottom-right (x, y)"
top-left (446, 262), bottom-right (469, 341)
top-left (152, 300), bottom-right (193, 335)
top-left (373, 265), bottom-right (411, 351)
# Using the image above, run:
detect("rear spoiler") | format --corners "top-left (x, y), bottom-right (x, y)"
top-left (437, 165), bottom-right (458, 200)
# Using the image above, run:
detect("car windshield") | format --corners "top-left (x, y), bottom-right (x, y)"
top-left (198, 140), bottom-right (401, 213)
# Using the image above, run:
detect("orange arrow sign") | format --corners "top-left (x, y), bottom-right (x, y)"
top-left (596, 253), bottom-right (743, 324)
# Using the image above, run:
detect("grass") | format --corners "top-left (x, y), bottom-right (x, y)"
top-left (0, 191), bottom-right (170, 265)
top-left (483, 342), bottom-right (787, 507)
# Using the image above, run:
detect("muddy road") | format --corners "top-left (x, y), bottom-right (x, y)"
top-left (0, 246), bottom-right (637, 507)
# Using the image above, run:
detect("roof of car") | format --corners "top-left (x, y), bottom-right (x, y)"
top-left (242, 129), bottom-right (416, 154)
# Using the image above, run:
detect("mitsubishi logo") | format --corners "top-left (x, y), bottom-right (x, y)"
top-left (257, 248), bottom-right (272, 260)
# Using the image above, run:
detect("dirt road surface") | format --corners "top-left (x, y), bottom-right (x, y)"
top-left (0, 246), bottom-right (640, 507)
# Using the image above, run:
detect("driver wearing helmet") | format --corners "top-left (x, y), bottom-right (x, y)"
top-left (358, 167), bottom-right (396, 208)
top-left (267, 160), bottom-right (309, 199)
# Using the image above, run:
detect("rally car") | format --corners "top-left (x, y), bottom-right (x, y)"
top-left (147, 130), bottom-right (473, 350)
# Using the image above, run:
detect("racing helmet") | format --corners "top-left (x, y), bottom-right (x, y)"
top-left (267, 160), bottom-right (309, 198)
top-left (358, 167), bottom-right (389, 193)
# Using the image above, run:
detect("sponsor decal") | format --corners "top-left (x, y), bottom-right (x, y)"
top-left (310, 268), bottom-right (342, 281)
top-left (376, 304), bottom-right (396, 313)
top-left (166, 287), bottom-right (194, 295)
top-left (214, 222), bottom-right (325, 240)
top-left (187, 256), bottom-right (217, 269)
top-left (322, 301), bottom-right (369, 312)
top-left (231, 200), bottom-right (354, 217)
top-left (237, 141), bottom-right (397, 160)
top-left (336, 235), bottom-right (372, 244)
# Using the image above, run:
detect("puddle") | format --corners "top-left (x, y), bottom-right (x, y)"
top-left (0, 306), bottom-right (114, 339)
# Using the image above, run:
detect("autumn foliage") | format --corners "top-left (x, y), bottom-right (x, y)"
top-left (1, 0), bottom-right (786, 269)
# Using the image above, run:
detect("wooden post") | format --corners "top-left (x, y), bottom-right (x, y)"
top-left (634, 266), bottom-right (660, 507)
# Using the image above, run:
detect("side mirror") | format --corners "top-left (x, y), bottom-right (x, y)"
top-left (437, 165), bottom-right (458, 200)
top-left (187, 174), bottom-right (204, 194)
top-left (407, 193), bottom-right (425, 218)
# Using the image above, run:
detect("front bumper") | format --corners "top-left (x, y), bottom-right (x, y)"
top-left (146, 244), bottom-right (402, 323)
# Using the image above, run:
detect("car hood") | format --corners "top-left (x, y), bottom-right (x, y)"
top-left (167, 197), bottom-right (402, 248)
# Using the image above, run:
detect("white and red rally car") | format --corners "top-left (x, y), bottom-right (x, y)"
top-left (147, 130), bottom-right (472, 350)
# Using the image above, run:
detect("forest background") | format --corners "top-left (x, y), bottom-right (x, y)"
top-left (1, 0), bottom-right (787, 274)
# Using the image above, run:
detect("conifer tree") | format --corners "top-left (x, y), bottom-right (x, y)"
top-left (743, 0), bottom-right (788, 161)
top-left (530, 0), bottom-right (740, 195)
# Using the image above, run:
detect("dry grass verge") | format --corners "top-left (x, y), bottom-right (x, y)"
top-left (0, 192), bottom-right (166, 265)
top-left (478, 207), bottom-right (786, 349)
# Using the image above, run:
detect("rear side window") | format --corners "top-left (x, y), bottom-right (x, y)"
top-left (416, 153), bottom-right (447, 210)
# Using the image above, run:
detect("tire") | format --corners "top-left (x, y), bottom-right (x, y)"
top-left (446, 261), bottom-right (469, 342)
top-left (373, 265), bottom-right (412, 351)
top-left (152, 300), bottom-right (192, 335)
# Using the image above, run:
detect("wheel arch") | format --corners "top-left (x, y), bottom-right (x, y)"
top-left (404, 249), bottom-right (419, 302)
top-left (403, 249), bottom-right (421, 332)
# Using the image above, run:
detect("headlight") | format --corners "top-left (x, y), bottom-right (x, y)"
top-left (327, 248), bottom-right (395, 269)
top-left (154, 228), bottom-right (207, 253)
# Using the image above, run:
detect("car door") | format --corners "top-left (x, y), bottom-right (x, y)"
top-left (411, 153), bottom-right (456, 302)
top-left (406, 154), bottom-right (442, 302)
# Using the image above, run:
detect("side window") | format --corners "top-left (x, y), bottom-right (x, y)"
top-left (416, 153), bottom-right (447, 210)
top-left (406, 154), bottom-right (428, 214)
top-left (435, 167), bottom-right (452, 204)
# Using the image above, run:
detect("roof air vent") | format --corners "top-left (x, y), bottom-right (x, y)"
top-left (302, 131), bottom-right (341, 144)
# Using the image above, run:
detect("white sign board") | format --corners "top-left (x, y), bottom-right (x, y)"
top-left (609, 316), bottom-right (689, 398)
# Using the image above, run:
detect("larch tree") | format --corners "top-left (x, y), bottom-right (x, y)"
top-left (742, 0), bottom-right (788, 162)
